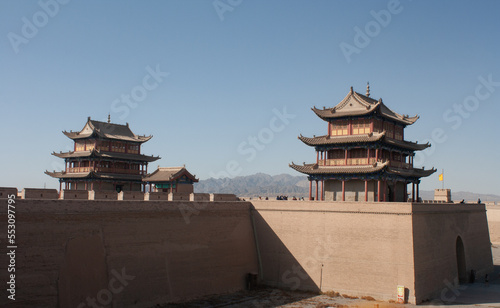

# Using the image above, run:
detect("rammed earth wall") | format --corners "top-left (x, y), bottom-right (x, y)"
top-left (0, 200), bottom-right (258, 307)
top-left (0, 199), bottom-right (495, 306)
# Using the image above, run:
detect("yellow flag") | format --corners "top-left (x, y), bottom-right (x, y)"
top-left (439, 174), bottom-right (443, 181)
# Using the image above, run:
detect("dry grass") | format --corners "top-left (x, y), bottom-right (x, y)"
top-left (341, 294), bottom-right (359, 299)
top-left (322, 290), bottom-right (341, 298)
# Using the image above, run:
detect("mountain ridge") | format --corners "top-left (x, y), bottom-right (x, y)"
top-left (194, 173), bottom-right (500, 202)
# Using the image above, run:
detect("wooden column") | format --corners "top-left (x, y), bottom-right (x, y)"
top-left (377, 180), bottom-right (381, 202)
top-left (321, 180), bottom-right (324, 201)
top-left (383, 180), bottom-right (387, 202)
top-left (316, 151), bottom-right (319, 164)
top-left (314, 180), bottom-right (319, 201)
top-left (417, 183), bottom-right (420, 202)
top-left (376, 148), bottom-right (379, 161)
top-left (365, 180), bottom-right (368, 202)
top-left (392, 182), bottom-right (397, 202)
top-left (59, 182), bottom-right (62, 194)
top-left (367, 148), bottom-right (370, 164)
top-left (342, 180), bottom-right (345, 201)
top-left (412, 182), bottom-right (415, 202)
top-left (315, 180), bottom-right (319, 201)
top-left (345, 149), bottom-right (348, 165)
top-left (309, 180), bottom-right (312, 200)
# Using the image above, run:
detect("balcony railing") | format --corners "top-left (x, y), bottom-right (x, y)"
top-left (66, 167), bottom-right (146, 175)
top-left (318, 158), bottom-right (412, 168)
top-left (388, 161), bottom-right (412, 169)
top-left (318, 158), bottom-right (377, 166)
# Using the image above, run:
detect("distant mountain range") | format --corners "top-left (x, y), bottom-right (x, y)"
top-left (194, 173), bottom-right (500, 202)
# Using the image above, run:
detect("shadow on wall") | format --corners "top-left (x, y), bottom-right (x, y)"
top-left (251, 209), bottom-right (321, 294)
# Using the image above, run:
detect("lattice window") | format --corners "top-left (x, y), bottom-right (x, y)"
top-left (75, 141), bottom-right (85, 152)
top-left (352, 119), bottom-right (371, 134)
top-left (331, 120), bottom-right (349, 136)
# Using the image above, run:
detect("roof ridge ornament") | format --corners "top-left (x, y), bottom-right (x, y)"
top-left (350, 86), bottom-right (354, 94)
top-left (366, 82), bottom-right (370, 97)
top-left (107, 114), bottom-right (111, 123)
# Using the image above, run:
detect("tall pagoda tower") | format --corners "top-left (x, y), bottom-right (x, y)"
top-left (46, 117), bottom-right (160, 192)
top-left (290, 85), bottom-right (435, 202)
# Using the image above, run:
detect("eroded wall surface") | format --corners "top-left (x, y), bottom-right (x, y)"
top-left (0, 200), bottom-right (258, 308)
top-left (0, 198), bottom-right (494, 306)
top-left (251, 201), bottom-right (417, 303)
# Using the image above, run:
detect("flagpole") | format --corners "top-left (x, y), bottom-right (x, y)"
top-left (442, 169), bottom-right (444, 190)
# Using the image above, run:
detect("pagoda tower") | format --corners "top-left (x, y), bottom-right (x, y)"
top-left (46, 117), bottom-right (160, 192)
top-left (290, 86), bottom-right (436, 202)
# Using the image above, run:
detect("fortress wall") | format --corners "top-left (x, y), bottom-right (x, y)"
top-left (411, 203), bottom-right (494, 303)
top-left (60, 189), bottom-right (89, 200)
top-left (487, 206), bottom-right (500, 243)
top-left (92, 190), bottom-right (118, 200)
top-left (21, 188), bottom-right (59, 199)
top-left (0, 199), bottom-right (258, 308)
top-left (0, 187), bottom-right (18, 198)
top-left (146, 192), bottom-right (169, 200)
top-left (210, 194), bottom-right (239, 201)
top-left (251, 201), bottom-right (417, 303)
top-left (169, 193), bottom-right (190, 201)
top-left (118, 191), bottom-right (145, 200)
top-left (191, 193), bottom-right (210, 202)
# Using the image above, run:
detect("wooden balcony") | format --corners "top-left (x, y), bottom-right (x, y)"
top-left (318, 158), bottom-right (412, 169)
top-left (319, 158), bottom-right (377, 166)
top-left (66, 167), bottom-right (146, 175)
top-left (388, 161), bottom-right (413, 169)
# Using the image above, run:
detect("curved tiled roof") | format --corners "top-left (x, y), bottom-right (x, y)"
top-left (289, 161), bottom-right (389, 175)
top-left (387, 167), bottom-right (437, 178)
top-left (289, 161), bottom-right (435, 179)
top-left (297, 132), bottom-right (430, 151)
top-left (384, 138), bottom-right (430, 151)
top-left (312, 88), bottom-right (419, 125)
top-left (143, 167), bottom-right (199, 183)
top-left (298, 132), bottom-right (385, 146)
top-left (63, 117), bottom-right (153, 143)
top-left (44, 170), bottom-right (143, 180)
top-left (52, 149), bottom-right (160, 162)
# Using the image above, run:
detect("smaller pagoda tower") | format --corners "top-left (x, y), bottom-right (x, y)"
top-left (290, 86), bottom-right (436, 202)
top-left (46, 117), bottom-right (160, 192)
top-left (143, 166), bottom-right (199, 193)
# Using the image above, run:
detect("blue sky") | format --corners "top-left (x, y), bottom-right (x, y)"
top-left (1, 0), bottom-right (499, 195)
